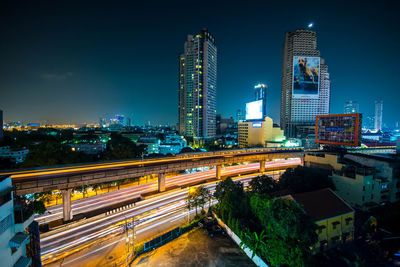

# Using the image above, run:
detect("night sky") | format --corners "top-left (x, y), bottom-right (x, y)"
top-left (1, 1), bottom-right (399, 126)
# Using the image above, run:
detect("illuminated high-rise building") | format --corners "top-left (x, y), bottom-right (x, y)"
top-left (344, 100), bottom-right (359, 114)
top-left (254, 83), bottom-right (267, 118)
top-left (115, 114), bottom-right (124, 125)
top-left (178, 29), bottom-right (217, 139)
top-left (236, 109), bottom-right (244, 122)
top-left (280, 29), bottom-right (330, 138)
top-left (374, 100), bottom-right (383, 131)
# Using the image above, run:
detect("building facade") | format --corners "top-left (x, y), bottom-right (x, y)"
top-left (291, 188), bottom-right (354, 253)
top-left (305, 152), bottom-right (400, 210)
top-left (238, 117), bottom-right (285, 148)
top-left (374, 100), bottom-right (383, 131)
top-left (0, 146), bottom-right (29, 164)
top-left (280, 30), bottom-right (330, 138)
top-left (236, 109), bottom-right (244, 122)
top-left (178, 29), bottom-right (217, 139)
top-left (344, 100), bottom-right (359, 114)
top-left (0, 175), bottom-right (41, 267)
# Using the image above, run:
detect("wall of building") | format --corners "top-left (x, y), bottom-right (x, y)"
top-left (238, 117), bottom-right (285, 148)
top-left (344, 154), bottom-right (400, 203)
top-left (0, 176), bottom-right (34, 267)
top-left (315, 212), bottom-right (354, 252)
top-left (331, 173), bottom-right (381, 208)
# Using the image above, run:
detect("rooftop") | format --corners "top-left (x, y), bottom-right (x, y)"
top-left (292, 188), bottom-right (354, 221)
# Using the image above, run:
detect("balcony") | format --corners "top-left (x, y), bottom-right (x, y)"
top-left (13, 202), bottom-right (34, 232)
top-left (13, 256), bottom-right (32, 267)
top-left (9, 232), bottom-right (30, 255)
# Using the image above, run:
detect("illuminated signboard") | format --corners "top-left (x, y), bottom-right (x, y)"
top-left (252, 122), bottom-right (262, 128)
top-left (246, 100), bottom-right (263, 121)
top-left (315, 113), bottom-right (362, 146)
top-left (292, 56), bottom-right (320, 99)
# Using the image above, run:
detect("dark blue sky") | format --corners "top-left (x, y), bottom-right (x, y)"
top-left (1, 0), bottom-right (399, 126)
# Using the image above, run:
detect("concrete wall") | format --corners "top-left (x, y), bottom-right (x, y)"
top-left (315, 212), bottom-right (354, 252)
top-left (214, 215), bottom-right (269, 267)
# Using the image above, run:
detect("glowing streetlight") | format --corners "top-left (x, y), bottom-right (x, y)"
top-left (308, 22), bottom-right (314, 28)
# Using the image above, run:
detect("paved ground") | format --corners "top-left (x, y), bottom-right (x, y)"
top-left (132, 227), bottom-right (255, 267)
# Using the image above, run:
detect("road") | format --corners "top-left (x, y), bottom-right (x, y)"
top-left (41, 172), bottom-right (281, 266)
top-left (36, 159), bottom-right (300, 224)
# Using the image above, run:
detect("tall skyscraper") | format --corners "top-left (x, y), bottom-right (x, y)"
top-left (254, 83), bottom-right (267, 118)
top-left (344, 100), bottom-right (359, 114)
top-left (280, 29), bottom-right (330, 138)
top-left (236, 109), bottom-right (244, 122)
top-left (178, 29), bottom-right (217, 139)
top-left (374, 100), bottom-right (383, 131)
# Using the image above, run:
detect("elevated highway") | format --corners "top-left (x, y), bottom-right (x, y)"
top-left (1, 147), bottom-right (304, 221)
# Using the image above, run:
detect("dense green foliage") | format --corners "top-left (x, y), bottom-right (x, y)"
top-left (0, 130), bottom-right (146, 169)
top-left (21, 140), bottom-right (95, 168)
top-left (214, 175), bottom-right (319, 266)
top-left (33, 200), bottom-right (46, 214)
top-left (187, 185), bottom-right (210, 215)
top-left (103, 133), bottom-right (145, 160)
top-left (214, 178), bottom-right (249, 222)
top-left (248, 175), bottom-right (277, 195)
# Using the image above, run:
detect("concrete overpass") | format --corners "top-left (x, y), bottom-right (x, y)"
top-left (2, 147), bottom-right (304, 221)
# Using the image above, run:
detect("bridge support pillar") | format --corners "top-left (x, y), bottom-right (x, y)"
top-left (158, 173), bottom-right (166, 192)
top-left (216, 165), bottom-right (222, 179)
top-left (260, 160), bottom-right (266, 173)
top-left (62, 188), bottom-right (73, 222)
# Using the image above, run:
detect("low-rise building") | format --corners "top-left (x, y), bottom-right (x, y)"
top-left (68, 142), bottom-right (107, 154)
top-left (0, 175), bottom-right (41, 267)
top-left (305, 152), bottom-right (400, 210)
top-left (291, 188), bottom-right (355, 253)
top-left (238, 117), bottom-right (285, 148)
top-left (0, 146), bottom-right (29, 164)
top-left (137, 137), bottom-right (161, 155)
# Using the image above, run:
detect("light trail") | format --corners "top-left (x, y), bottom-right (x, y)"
top-left (40, 172), bottom-right (271, 265)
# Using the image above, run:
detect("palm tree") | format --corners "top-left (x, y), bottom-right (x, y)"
top-left (240, 230), bottom-right (267, 259)
top-left (92, 184), bottom-right (100, 195)
top-left (198, 186), bottom-right (210, 212)
top-left (187, 187), bottom-right (200, 216)
top-left (54, 191), bottom-right (63, 205)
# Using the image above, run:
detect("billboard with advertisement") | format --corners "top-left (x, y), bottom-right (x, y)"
top-left (292, 56), bottom-right (320, 99)
top-left (246, 100), bottom-right (263, 121)
top-left (315, 113), bottom-right (362, 146)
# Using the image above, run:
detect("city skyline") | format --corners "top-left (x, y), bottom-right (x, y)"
top-left (1, 1), bottom-right (399, 126)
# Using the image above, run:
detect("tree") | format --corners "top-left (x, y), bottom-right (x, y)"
top-left (74, 185), bottom-right (89, 198)
top-left (103, 134), bottom-right (145, 160)
top-left (54, 191), bottom-right (63, 205)
top-left (38, 192), bottom-right (53, 204)
top-left (214, 178), bottom-right (249, 222)
top-left (187, 187), bottom-right (201, 216)
top-left (197, 185), bottom-right (210, 212)
top-left (248, 175), bottom-right (277, 195)
top-left (249, 195), bottom-right (318, 266)
top-left (278, 166), bottom-right (335, 193)
top-left (91, 184), bottom-right (101, 195)
top-left (240, 229), bottom-right (268, 259)
top-left (21, 140), bottom-right (94, 168)
top-left (33, 200), bottom-right (46, 214)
